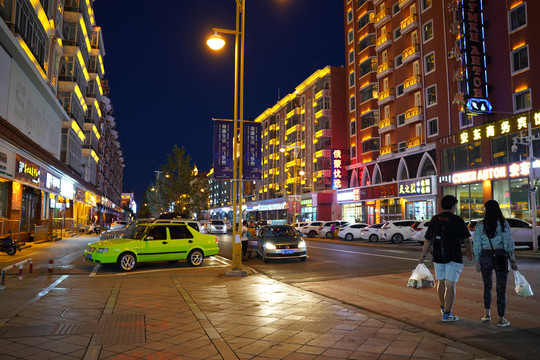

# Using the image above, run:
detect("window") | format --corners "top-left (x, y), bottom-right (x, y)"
top-left (360, 84), bottom-right (378, 103)
top-left (511, 45), bottom-right (529, 73)
top-left (361, 111), bottom-right (379, 129)
top-left (358, 34), bottom-right (375, 52)
top-left (351, 120), bottom-right (356, 136)
top-left (359, 58), bottom-right (376, 76)
top-left (425, 52), bottom-right (435, 73)
top-left (348, 50), bottom-right (354, 64)
top-left (396, 83), bottom-right (404, 97)
top-left (349, 72), bottom-right (355, 87)
top-left (460, 111), bottom-right (472, 127)
top-left (169, 225), bottom-right (193, 239)
top-left (514, 89), bottom-right (532, 112)
top-left (384, 133), bottom-right (391, 146)
top-left (395, 54), bottom-right (403, 68)
top-left (394, 27), bottom-right (402, 40)
top-left (427, 118), bottom-right (438, 137)
top-left (351, 146), bottom-right (357, 159)
top-left (426, 85), bottom-right (437, 106)
top-left (509, 3), bottom-right (527, 32)
top-left (393, 3), bottom-right (400, 15)
top-left (397, 113), bottom-right (406, 126)
top-left (358, 12), bottom-right (371, 29)
top-left (347, 9), bottom-right (353, 23)
top-left (398, 141), bottom-right (406, 152)
top-left (147, 226), bottom-right (167, 240)
top-left (362, 138), bottom-right (379, 153)
top-left (348, 29), bottom-right (354, 43)
top-left (423, 21), bottom-right (433, 42)
top-left (350, 96), bottom-right (356, 111)
top-left (422, 0), bottom-right (432, 11)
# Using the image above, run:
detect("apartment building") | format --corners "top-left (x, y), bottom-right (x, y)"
top-left (340, 0), bottom-right (539, 225)
top-left (0, 0), bottom-right (124, 240)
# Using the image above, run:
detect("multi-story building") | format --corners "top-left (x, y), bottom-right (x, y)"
top-left (0, 0), bottom-right (124, 240)
top-left (340, 0), bottom-right (539, 226)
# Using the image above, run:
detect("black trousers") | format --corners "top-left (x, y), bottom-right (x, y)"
top-left (479, 249), bottom-right (509, 317)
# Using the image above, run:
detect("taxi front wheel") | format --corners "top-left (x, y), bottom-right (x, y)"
top-left (118, 252), bottom-right (136, 271)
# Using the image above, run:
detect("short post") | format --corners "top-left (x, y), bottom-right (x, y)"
top-left (29, 260), bottom-right (33, 273)
top-left (18, 264), bottom-right (23, 280)
top-left (0, 269), bottom-right (5, 290)
top-left (48, 259), bottom-right (54, 273)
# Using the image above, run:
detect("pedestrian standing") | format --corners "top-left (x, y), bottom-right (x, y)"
top-left (472, 200), bottom-right (518, 327)
top-left (241, 220), bottom-right (249, 259)
top-left (419, 195), bottom-right (473, 321)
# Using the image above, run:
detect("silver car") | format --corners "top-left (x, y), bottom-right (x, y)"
top-left (255, 225), bottom-right (307, 263)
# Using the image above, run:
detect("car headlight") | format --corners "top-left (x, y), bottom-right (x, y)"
top-left (265, 242), bottom-right (276, 250)
top-left (95, 248), bottom-right (109, 253)
top-left (87, 246), bottom-right (96, 253)
top-left (298, 240), bottom-right (306, 249)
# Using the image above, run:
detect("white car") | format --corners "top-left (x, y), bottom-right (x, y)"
top-left (468, 218), bottom-right (537, 248)
top-left (292, 222), bottom-right (308, 233)
top-left (337, 223), bottom-right (369, 241)
top-left (380, 220), bottom-right (417, 243)
top-left (208, 219), bottom-right (227, 234)
top-left (152, 219), bottom-right (203, 233)
top-left (319, 220), bottom-right (350, 238)
top-left (359, 223), bottom-right (386, 242)
top-left (410, 220), bottom-right (431, 244)
top-left (301, 221), bottom-right (325, 238)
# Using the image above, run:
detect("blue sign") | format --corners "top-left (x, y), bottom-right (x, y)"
top-left (242, 122), bottom-right (262, 180)
top-left (213, 120), bottom-right (234, 179)
top-left (466, 98), bottom-right (492, 114)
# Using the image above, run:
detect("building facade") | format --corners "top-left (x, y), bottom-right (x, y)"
top-left (0, 0), bottom-right (124, 240)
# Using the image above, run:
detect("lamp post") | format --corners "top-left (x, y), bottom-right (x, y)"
top-left (512, 114), bottom-right (540, 252)
top-left (207, 0), bottom-right (247, 275)
top-left (280, 145), bottom-right (303, 223)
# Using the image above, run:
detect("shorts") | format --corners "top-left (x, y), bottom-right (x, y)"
top-left (434, 262), bottom-right (464, 282)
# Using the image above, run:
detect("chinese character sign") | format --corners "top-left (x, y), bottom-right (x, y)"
top-left (243, 122), bottom-right (262, 180)
top-left (332, 149), bottom-right (342, 189)
top-left (213, 120), bottom-right (234, 179)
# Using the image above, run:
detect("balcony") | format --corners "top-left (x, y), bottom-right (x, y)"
top-left (399, 0), bottom-right (415, 10)
top-left (377, 88), bottom-right (395, 106)
top-left (378, 117), bottom-right (396, 134)
top-left (406, 136), bottom-right (423, 151)
top-left (375, 32), bottom-right (392, 52)
top-left (314, 129), bottom-right (332, 139)
top-left (315, 109), bottom-right (332, 119)
top-left (315, 149), bottom-right (332, 159)
top-left (402, 44), bottom-right (420, 64)
top-left (378, 144), bottom-right (397, 160)
top-left (374, 9), bottom-right (391, 28)
top-left (400, 14), bottom-right (418, 35)
top-left (403, 74), bottom-right (422, 93)
top-left (404, 106), bottom-right (423, 124)
top-left (376, 60), bottom-right (394, 79)
top-left (315, 89), bottom-right (330, 99)
top-left (286, 107), bottom-right (300, 119)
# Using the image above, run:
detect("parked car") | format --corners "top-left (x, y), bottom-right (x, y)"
top-left (152, 219), bottom-right (203, 232)
top-left (320, 220), bottom-right (350, 238)
top-left (359, 223), bottom-right (386, 242)
top-left (110, 220), bottom-right (129, 229)
top-left (84, 223), bottom-right (219, 271)
top-left (337, 223), bottom-right (369, 241)
top-left (207, 219), bottom-right (227, 234)
top-left (380, 220), bottom-right (417, 243)
top-left (410, 220), bottom-right (431, 244)
top-left (224, 220), bottom-right (233, 232)
top-left (292, 222), bottom-right (308, 233)
top-left (255, 225), bottom-right (307, 263)
top-left (468, 218), bottom-right (537, 248)
top-left (100, 219), bottom-right (137, 240)
top-left (301, 221), bottom-right (324, 238)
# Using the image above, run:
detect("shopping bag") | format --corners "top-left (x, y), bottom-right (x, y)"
top-left (514, 270), bottom-right (534, 296)
top-left (407, 263), bottom-right (435, 289)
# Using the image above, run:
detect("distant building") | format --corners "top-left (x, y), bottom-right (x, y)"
top-left (0, 0), bottom-right (124, 239)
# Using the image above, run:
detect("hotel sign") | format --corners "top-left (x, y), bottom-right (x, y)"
top-left (461, 0), bottom-right (490, 113)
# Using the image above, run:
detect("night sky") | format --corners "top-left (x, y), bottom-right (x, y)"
top-left (92, 1), bottom-right (345, 206)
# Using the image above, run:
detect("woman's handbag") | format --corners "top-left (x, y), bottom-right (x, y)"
top-left (488, 237), bottom-right (508, 272)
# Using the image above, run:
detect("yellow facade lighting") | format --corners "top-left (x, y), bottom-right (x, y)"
top-left (515, 85), bottom-right (528, 93)
top-left (510, 1), bottom-right (523, 9)
top-left (91, 150), bottom-right (99, 163)
top-left (74, 84), bottom-right (89, 112)
top-left (71, 120), bottom-right (86, 142)
top-left (17, 37), bottom-right (47, 81)
top-left (30, 0), bottom-right (54, 35)
top-left (76, 49), bottom-right (90, 82)
top-left (512, 42), bottom-right (526, 51)
top-left (98, 54), bottom-right (105, 75)
top-left (362, 135), bottom-right (372, 141)
top-left (79, 18), bottom-right (92, 54)
top-left (85, 0), bottom-right (96, 25)
top-left (92, 124), bottom-right (101, 140)
top-left (93, 99), bottom-right (102, 118)
top-left (95, 75), bottom-right (104, 96)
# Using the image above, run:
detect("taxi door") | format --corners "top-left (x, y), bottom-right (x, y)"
top-left (167, 225), bottom-right (194, 260)
top-left (138, 226), bottom-right (170, 262)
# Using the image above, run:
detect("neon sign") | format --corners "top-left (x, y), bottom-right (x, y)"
top-left (447, 160), bottom-right (540, 185)
top-left (332, 149), bottom-right (343, 189)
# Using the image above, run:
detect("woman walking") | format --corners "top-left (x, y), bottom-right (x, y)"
top-left (473, 200), bottom-right (518, 327)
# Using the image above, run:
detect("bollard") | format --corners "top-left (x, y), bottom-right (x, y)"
top-left (18, 264), bottom-right (23, 280)
top-left (0, 269), bottom-right (5, 290)
top-left (29, 260), bottom-right (33, 273)
top-left (48, 259), bottom-right (54, 273)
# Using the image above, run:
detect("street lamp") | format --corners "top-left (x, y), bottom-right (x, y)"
top-left (512, 114), bottom-right (540, 252)
top-left (207, 0), bottom-right (247, 275)
top-left (280, 145), bottom-right (303, 223)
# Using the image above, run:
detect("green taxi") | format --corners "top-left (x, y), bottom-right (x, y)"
top-left (84, 223), bottom-right (219, 271)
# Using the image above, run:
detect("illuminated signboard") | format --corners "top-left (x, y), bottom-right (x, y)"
top-left (441, 160), bottom-right (540, 185)
top-left (46, 173), bottom-right (61, 193)
top-left (258, 202), bottom-right (288, 211)
top-left (15, 156), bottom-right (40, 185)
top-left (337, 185), bottom-right (396, 202)
top-left (60, 179), bottom-right (75, 200)
top-left (301, 199), bottom-right (313, 206)
top-left (460, 0), bottom-right (490, 113)
top-left (398, 177), bottom-right (435, 196)
top-left (458, 111), bottom-right (540, 145)
top-left (332, 149), bottom-right (343, 189)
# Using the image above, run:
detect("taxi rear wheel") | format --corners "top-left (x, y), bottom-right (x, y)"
top-left (118, 252), bottom-right (136, 271)
top-left (187, 249), bottom-right (204, 267)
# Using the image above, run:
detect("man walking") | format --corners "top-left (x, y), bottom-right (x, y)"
top-left (419, 195), bottom-right (473, 321)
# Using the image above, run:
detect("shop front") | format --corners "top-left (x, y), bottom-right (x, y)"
top-left (439, 161), bottom-right (539, 221)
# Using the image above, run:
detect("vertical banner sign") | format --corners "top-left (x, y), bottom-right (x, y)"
top-left (242, 122), bottom-right (262, 180)
top-left (332, 149), bottom-right (343, 189)
top-left (213, 120), bottom-right (234, 179)
top-left (461, 0), bottom-right (491, 113)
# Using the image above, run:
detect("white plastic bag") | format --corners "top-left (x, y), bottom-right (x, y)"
top-left (408, 263), bottom-right (435, 289)
top-left (514, 270), bottom-right (533, 296)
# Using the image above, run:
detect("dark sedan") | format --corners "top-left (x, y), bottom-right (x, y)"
top-left (255, 225), bottom-right (307, 263)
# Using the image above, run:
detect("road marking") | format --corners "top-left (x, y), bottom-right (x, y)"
top-left (308, 245), bottom-right (419, 261)
top-left (378, 249), bottom-right (408, 254)
top-left (89, 264), bottom-right (100, 277)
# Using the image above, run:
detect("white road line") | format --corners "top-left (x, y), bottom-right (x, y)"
top-left (308, 245), bottom-right (419, 261)
top-left (89, 264), bottom-right (100, 277)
